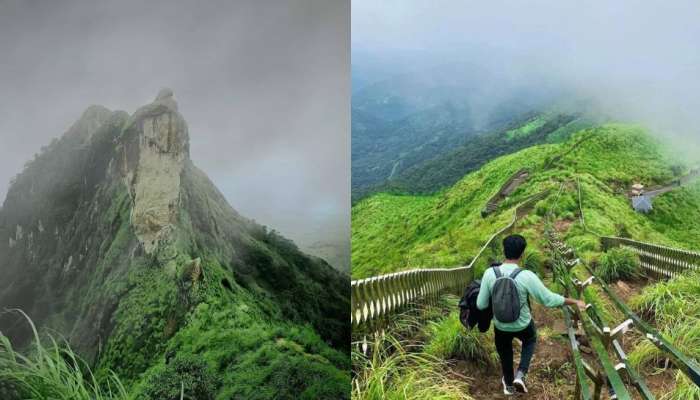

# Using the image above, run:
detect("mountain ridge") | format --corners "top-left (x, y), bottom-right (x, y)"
top-left (0, 90), bottom-right (350, 399)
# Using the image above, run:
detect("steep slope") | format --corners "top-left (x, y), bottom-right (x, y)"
top-left (352, 124), bottom-right (699, 279)
top-left (0, 90), bottom-right (350, 399)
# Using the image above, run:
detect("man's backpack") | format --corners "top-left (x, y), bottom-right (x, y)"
top-left (459, 280), bottom-right (483, 331)
top-left (458, 264), bottom-right (498, 332)
top-left (491, 266), bottom-right (525, 323)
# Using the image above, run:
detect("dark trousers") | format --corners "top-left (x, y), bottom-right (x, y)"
top-left (495, 320), bottom-right (537, 385)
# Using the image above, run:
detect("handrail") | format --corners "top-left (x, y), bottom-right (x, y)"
top-left (549, 234), bottom-right (633, 400)
top-left (563, 305), bottom-right (593, 400)
top-left (600, 237), bottom-right (700, 277)
top-left (583, 264), bottom-right (700, 389)
top-left (548, 184), bottom-right (637, 399)
top-left (351, 189), bottom-right (550, 328)
top-left (576, 176), bottom-right (700, 277)
top-left (572, 177), bottom-right (700, 392)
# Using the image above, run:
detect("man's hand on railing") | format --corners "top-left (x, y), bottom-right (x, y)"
top-left (565, 298), bottom-right (587, 311)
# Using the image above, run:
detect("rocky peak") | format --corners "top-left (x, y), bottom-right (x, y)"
top-left (119, 89), bottom-right (190, 254)
top-left (154, 87), bottom-right (178, 111)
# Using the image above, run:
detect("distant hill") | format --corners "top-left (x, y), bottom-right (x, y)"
top-left (350, 65), bottom-right (573, 202)
top-left (383, 113), bottom-right (595, 194)
top-left (352, 102), bottom-right (476, 200)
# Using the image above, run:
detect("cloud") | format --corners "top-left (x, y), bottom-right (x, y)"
top-left (352, 0), bottom-right (700, 152)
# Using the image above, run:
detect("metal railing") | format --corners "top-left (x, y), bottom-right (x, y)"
top-left (600, 237), bottom-right (700, 277)
top-left (556, 181), bottom-right (700, 395)
top-left (351, 189), bottom-right (550, 329)
top-left (549, 239), bottom-right (636, 400)
top-left (577, 176), bottom-right (700, 277)
top-left (583, 264), bottom-right (700, 389)
top-left (547, 183), bottom-right (641, 399)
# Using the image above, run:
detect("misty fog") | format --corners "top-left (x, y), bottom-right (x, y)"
top-left (0, 0), bottom-right (349, 267)
top-left (352, 0), bottom-right (700, 155)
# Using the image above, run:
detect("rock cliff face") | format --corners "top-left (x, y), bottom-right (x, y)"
top-left (119, 89), bottom-right (189, 254)
top-left (0, 90), bottom-right (350, 399)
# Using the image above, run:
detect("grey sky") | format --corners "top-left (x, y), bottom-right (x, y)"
top-left (353, 0), bottom-right (700, 153)
top-left (0, 0), bottom-right (349, 258)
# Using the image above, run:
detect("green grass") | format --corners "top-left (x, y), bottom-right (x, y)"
top-left (647, 180), bottom-right (700, 247)
top-left (628, 272), bottom-right (700, 324)
top-left (626, 273), bottom-right (700, 398)
top-left (661, 371), bottom-right (700, 400)
top-left (546, 117), bottom-right (596, 143)
top-left (353, 120), bottom-right (700, 397)
top-left (134, 298), bottom-right (351, 400)
top-left (352, 334), bottom-right (472, 400)
top-left (351, 297), bottom-right (493, 400)
top-left (423, 313), bottom-right (497, 368)
top-left (506, 114), bottom-right (549, 140)
top-left (0, 311), bottom-right (128, 400)
top-left (595, 247), bottom-right (642, 283)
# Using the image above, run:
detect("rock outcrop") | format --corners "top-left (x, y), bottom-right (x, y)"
top-left (119, 89), bottom-right (189, 253)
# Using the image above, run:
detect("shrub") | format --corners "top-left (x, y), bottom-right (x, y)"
top-left (567, 234), bottom-right (600, 253)
top-left (140, 356), bottom-right (219, 400)
top-left (595, 247), bottom-right (641, 283)
top-left (615, 223), bottom-right (632, 238)
top-left (423, 314), bottom-right (496, 368)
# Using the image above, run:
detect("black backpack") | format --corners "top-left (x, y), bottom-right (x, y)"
top-left (458, 265), bottom-right (497, 332)
top-left (491, 266), bottom-right (525, 323)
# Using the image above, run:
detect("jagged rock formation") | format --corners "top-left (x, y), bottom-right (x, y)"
top-left (0, 90), bottom-right (350, 399)
top-left (119, 89), bottom-right (189, 254)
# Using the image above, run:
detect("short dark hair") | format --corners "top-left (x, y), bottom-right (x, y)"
top-left (503, 234), bottom-right (527, 259)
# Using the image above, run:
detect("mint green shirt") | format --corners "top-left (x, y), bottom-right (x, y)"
top-left (476, 263), bottom-right (565, 332)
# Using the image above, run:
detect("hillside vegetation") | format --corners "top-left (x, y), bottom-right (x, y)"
top-left (352, 123), bottom-right (700, 279)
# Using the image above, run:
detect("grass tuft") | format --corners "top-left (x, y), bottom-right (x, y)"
top-left (627, 273), bottom-right (700, 399)
top-left (0, 310), bottom-right (128, 400)
top-left (423, 314), bottom-right (497, 368)
top-left (660, 370), bottom-right (700, 400)
top-left (595, 247), bottom-right (642, 283)
top-left (352, 334), bottom-right (472, 400)
top-left (629, 272), bottom-right (700, 324)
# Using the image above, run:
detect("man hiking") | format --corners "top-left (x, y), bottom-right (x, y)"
top-left (477, 234), bottom-right (586, 395)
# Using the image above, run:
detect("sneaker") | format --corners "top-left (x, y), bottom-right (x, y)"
top-left (513, 370), bottom-right (528, 393)
top-left (502, 377), bottom-right (515, 395)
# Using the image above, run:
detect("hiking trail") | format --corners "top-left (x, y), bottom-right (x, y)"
top-left (352, 172), bottom-right (700, 399)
